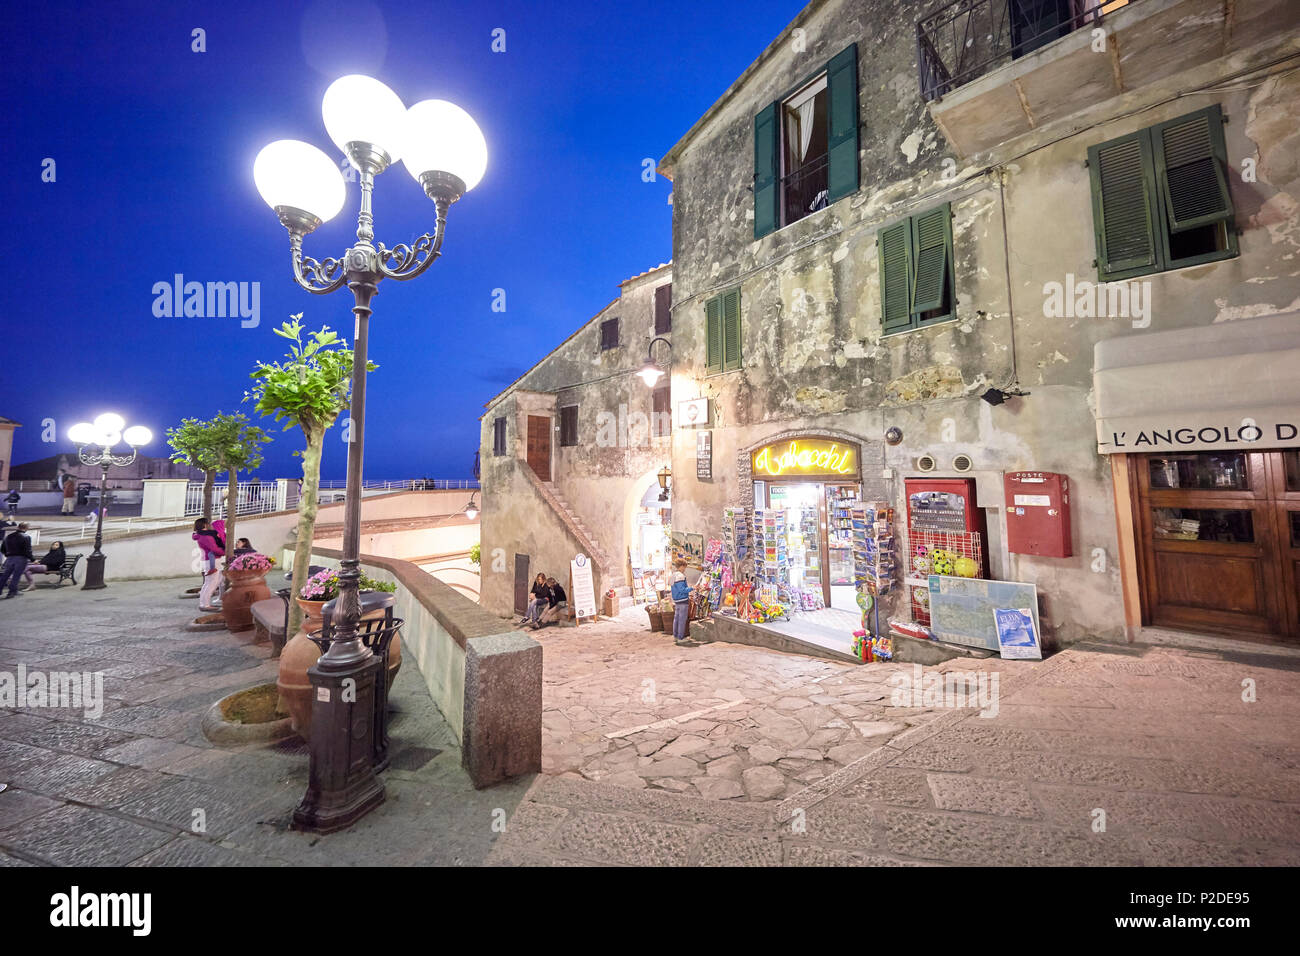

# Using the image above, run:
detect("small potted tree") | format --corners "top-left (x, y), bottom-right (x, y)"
top-left (246, 316), bottom-right (374, 637)
top-left (206, 413), bottom-right (271, 633)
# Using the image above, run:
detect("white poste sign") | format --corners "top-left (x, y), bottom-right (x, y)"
top-left (570, 553), bottom-right (597, 620)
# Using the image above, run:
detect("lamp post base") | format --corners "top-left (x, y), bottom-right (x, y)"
top-left (292, 653), bottom-right (386, 834)
top-left (82, 553), bottom-right (107, 590)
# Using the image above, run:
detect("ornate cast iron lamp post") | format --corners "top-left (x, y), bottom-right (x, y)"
top-left (254, 74), bottom-right (486, 833)
top-left (67, 414), bottom-right (152, 590)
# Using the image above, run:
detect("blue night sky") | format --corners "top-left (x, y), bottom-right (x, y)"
top-left (3, 0), bottom-right (802, 481)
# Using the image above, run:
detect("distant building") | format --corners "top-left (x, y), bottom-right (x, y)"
top-left (479, 264), bottom-right (674, 617)
top-left (8, 452), bottom-right (204, 490)
top-left (0, 417), bottom-right (17, 488)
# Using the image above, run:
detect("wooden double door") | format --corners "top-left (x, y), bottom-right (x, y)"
top-left (1133, 450), bottom-right (1300, 643)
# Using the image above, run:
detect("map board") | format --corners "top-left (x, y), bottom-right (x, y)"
top-left (927, 575), bottom-right (1041, 654)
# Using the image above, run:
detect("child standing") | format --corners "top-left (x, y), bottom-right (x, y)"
top-left (670, 559), bottom-right (693, 646)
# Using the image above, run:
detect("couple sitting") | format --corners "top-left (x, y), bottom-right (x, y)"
top-left (520, 572), bottom-right (567, 629)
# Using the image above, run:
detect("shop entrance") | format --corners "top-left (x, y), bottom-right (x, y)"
top-left (754, 479), bottom-right (861, 611)
top-left (1132, 450), bottom-right (1300, 643)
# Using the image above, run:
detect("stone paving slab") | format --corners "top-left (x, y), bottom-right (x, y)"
top-left (0, 578), bottom-right (528, 866)
top-left (4, 577), bottom-right (1300, 867)
top-left (488, 622), bottom-right (1300, 866)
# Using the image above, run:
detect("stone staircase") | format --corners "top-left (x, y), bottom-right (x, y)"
top-left (520, 466), bottom-right (632, 612)
top-left (543, 484), bottom-right (634, 612)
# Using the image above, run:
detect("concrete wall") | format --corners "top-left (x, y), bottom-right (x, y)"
top-left (87, 490), bottom-right (470, 582)
top-left (659, 0), bottom-right (1300, 644)
top-left (310, 545), bottom-right (541, 788)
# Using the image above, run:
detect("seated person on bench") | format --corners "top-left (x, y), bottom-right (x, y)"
top-left (24, 541), bottom-right (66, 588)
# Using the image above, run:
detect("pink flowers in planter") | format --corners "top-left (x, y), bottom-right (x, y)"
top-left (229, 552), bottom-right (276, 573)
top-left (300, 568), bottom-right (340, 602)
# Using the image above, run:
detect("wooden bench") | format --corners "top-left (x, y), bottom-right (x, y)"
top-left (29, 553), bottom-right (84, 587)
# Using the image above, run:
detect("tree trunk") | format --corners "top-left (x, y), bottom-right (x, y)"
top-left (223, 468), bottom-right (238, 573)
top-left (286, 434), bottom-right (324, 636)
top-left (201, 470), bottom-right (215, 521)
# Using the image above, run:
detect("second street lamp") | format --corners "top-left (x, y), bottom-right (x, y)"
top-left (255, 74), bottom-right (486, 834)
top-left (68, 414), bottom-right (152, 590)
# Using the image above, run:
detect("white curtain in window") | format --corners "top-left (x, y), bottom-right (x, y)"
top-left (797, 97), bottom-right (816, 163)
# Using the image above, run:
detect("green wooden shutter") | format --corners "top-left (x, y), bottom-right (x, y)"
top-left (722, 289), bottom-right (742, 370)
top-left (911, 204), bottom-right (951, 315)
top-left (826, 43), bottom-right (860, 204)
top-left (754, 102), bottom-right (780, 239)
top-left (879, 221), bottom-right (913, 333)
top-left (1152, 105), bottom-right (1232, 233)
top-left (705, 295), bottom-right (723, 373)
top-left (1088, 131), bottom-right (1160, 280)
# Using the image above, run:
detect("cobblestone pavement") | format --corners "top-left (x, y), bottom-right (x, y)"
top-left (488, 617), bottom-right (1300, 865)
top-left (4, 579), bottom-right (1299, 867)
top-left (0, 578), bottom-right (529, 866)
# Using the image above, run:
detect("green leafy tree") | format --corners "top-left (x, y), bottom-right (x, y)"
top-left (204, 412), bottom-right (271, 572)
top-left (469, 542), bottom-right (481, 567)
top-left (166, 417), bottom-right (223, 520)
top-left (246, 315), bottom-right (375, 634)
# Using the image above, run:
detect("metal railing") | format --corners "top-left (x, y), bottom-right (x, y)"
top-left (781, 154), bottom-right (830, 226)
top-left (185, 483), bottom-right (281, 518)
top-left (917, 0), bottom-right (1119, 101)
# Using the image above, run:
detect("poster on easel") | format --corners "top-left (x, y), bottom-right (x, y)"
top-left (570, 553), bottom-right (597, 622)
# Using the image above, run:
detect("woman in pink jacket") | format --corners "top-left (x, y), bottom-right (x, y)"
top-left (194, 517), bottom-right (226, 610)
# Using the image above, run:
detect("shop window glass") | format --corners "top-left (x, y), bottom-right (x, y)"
top-left (1152, 507), bottom-right (1254, 543)
top-left (1284, 451), bottom-right (1300, 492)
top-left (1148, 453), bottom-right (1248, 491)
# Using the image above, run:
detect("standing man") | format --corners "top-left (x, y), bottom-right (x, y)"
top-left (60, 474), bottom-right (76, 515)
top-left (0, 523), bottom-right (34, 599)
top-left (4, 489), bottom-right (19, 518)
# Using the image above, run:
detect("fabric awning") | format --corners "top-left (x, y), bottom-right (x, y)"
top-left (1093, 312), bottom-right (1300, 454)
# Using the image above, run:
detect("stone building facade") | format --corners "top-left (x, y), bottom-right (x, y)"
top-left (479, 265), bottom-right (675, 616)
top-left (657, 0), bottom-right (1300, 645)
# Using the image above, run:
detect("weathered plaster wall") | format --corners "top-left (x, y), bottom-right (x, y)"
top-left (663, 0), bottom-right (1300, 644)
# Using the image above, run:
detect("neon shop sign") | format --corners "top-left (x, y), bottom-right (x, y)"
top-left (751, 439), bottom-right (857, 478)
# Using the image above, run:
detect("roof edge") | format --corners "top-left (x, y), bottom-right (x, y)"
top-left (658, 0), bottom-right (829, 176)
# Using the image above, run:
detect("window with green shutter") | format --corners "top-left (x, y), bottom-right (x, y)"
top-left (753, 44), bottom-right (859, 239)
top-left (705, 295), bottom-right (723, 373)
top-left (1089, 104), bottom-right (1236, 281)
top-left (722, 288), bottom-right (742, 370)
top-left (704, 288), bottom-right (742, 373)
top-left (879, 203), bottom-right (954, 336)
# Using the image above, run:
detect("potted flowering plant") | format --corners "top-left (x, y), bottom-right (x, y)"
top-left (220, 551), bottom-right (276, 633)
top-left (278, 567), bottom-right (401, 739)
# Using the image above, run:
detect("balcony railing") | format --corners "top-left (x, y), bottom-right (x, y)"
top-left (917, 0), bottom-right (1120, 102)
top-left (781, 153), bottom-right (830, 227)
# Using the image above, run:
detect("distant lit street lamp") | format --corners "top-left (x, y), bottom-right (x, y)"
top-left (68, 414), bottom-right (152, 590)
top-left (637, 336), bottom-right (672, 387)
top-left (254, 74), bottom-right (486, 833)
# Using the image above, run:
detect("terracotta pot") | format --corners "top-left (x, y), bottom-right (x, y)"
top-left (275, 596), bottom-right (399, 740)
top-left (277, 599), bottom-right (326, 738)
top-left (221, 569), bottom-right (273, 633)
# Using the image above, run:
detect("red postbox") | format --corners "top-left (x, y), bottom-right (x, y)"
top-left (1005, 471), bottom-right (1072, 557)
